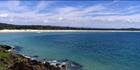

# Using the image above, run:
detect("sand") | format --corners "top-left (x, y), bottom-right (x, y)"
top-left (0, 29), bottom-right (140, 32)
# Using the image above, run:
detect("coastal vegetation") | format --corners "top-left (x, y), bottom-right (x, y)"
top-left (0, 45), bottom-right (66, 70)
top-left (0, 23), bottom-right (92, 30)
top-left (0, 23), bottom-right (140, 30)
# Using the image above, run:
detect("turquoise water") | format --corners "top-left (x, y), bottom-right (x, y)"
top-left (0, 32), bottom-right (140, 70)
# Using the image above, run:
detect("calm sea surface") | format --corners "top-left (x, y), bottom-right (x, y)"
top-left (0, 32), bottom-right (140, 70)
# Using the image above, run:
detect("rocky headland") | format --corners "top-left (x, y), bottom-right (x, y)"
top-left (0, 45), bottom-right (66, 70)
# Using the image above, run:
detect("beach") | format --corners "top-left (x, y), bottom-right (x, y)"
top-left (1, 29), bottom-right (140, 32)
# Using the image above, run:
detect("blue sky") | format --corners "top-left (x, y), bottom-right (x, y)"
top-left (0, 0), bottom-right (140, 28)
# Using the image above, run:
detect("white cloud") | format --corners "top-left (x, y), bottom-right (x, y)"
top-left (0, 13), bottom-right (9, 17)
top-left (0, 1), bottom-right (140, 28)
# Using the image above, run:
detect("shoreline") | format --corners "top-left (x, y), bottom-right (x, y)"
top-left (1, 29), bottom-right (140, 32)
top-left (0, 45), bottom-right (66, 70)
top-left (0, 45), bottom-right (82, 70)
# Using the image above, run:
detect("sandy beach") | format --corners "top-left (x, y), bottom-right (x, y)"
top-left (0, 29), bottom-right (140, 32)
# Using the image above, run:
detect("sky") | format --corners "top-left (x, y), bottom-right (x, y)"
top-left (0, 0), bottom-right (140, 28)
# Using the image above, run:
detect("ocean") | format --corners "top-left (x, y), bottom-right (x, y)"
top-left (0, 32), bottom-right (140, 70)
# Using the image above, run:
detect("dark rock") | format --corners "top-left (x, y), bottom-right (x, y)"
top-left (0, 58), bottom-right (4, 62)
top-left (0, 45), bottom-right (12, 50)
top-left (30, 60), bottom-right (39, 65)
top-left (8, 62), bottom-right (33, 70)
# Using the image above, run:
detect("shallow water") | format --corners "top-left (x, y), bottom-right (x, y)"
top-left (0, 32), bottom-right (140, 70)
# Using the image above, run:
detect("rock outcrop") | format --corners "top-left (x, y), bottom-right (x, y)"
top-left (0, 45), bottom-right (66, 70)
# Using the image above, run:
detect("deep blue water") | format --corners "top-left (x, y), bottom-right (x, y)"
top-left (0, 32), bottom-right (140, 70)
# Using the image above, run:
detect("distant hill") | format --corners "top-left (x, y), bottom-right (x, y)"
top-left (0, 23), bottom-right (140, 30)
top-left (0, 23), bottom-right (93, 30)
